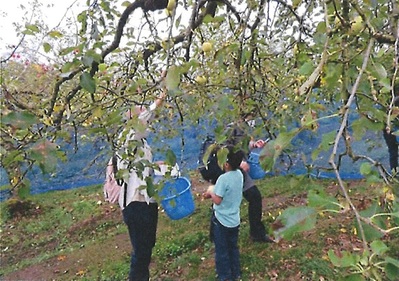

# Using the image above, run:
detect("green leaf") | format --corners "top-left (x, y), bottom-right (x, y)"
top-left (327, 249), bottom-right (360, 268)
top-left (59, 46), bottom-right (77, 56)
top-left (2, 150), bottom-right (24, 166)
top-left (202, 143), bottom-right (219, 168)
top-left (25, 24), bottom-right (40, 33)
top-left (2, 111), bottom-right (39, 129)
top-left (385, 257), bottom-right (399, 268)
top-left (43, 42), bottom-right (52, 53)
top-left (360, 162), bottom-right (372, 175)
top-left (311, 130), bottom-right (335, 161)
top-left (48, 30), bottom-right (63, 38)
top-left (263, 129), bottom-right (299, 168)
top-left (259, 128), bottom-right (300, 171)
top-left (299, 62), bottom-right (314, 76)
top-left (98, 63), bottom-right (107, 71)
top-left (88, 127), bottom-right (107, 134)
top-left (203, 14), bottom-right (215, 23)
top-left (85, 50), bottom-right (102, 63)
top-left (165, 66), bottom-right (181, 91)
top-left (165, 149), bottom-right (177, 166)
top-left (146, 177), bottom-right (156, 198)
top-left (341, 273), bottom-right (365, 281)
top-left (372, 62), bottom-right (387, 80)
top-left (82, 55), bottom-right (94, 67)
top-left (386, 262), bottom-right (399, 280)
top-left (370, 240), bottom-right (388, 255)
top-left (17, 181), bottom-right (31, 200)
top-left (80, 73), bottom-right (96, 93)
top-left (259, 140), bottom-right (277, 171)
top-left (273, 206), bottom-right (317, 240)
top-left (354, 220), bottom-right (384, 242)
top-left (29, 140), bottom-right (61, 174)
top-left (307, 189), bottom-right (341, 211)
top-left (217, 147), bottom-right (229, 168)
top-left (104, 111), bottom-right (123, 127)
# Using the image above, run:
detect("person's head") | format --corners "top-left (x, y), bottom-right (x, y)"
top-left (225, 145), bottom-right (244, 171)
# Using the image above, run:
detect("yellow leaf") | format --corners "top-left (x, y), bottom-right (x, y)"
top-left (57, 255), bottom-right (66, 261)
top-left (76, 269), bottom-right (86, 276)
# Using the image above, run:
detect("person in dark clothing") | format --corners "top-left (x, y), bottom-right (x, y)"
top-left (199, 113), bottom-right (274, 243)
top-left (383, 85), bottom-right (399, 174)
top-left (224, 116), bottom-right (274, 243)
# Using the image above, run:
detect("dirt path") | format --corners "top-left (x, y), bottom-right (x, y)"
top-left (2, 232), bottom-right (132, 281)
top-left (2, 177), bottom-right (210, 281)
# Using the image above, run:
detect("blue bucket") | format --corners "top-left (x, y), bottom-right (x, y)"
top-left (247, 152), bottom-right (267, 180)
top-left (159, 177), bottom-right (195, 220)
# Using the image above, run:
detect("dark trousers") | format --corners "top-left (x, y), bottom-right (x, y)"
top-left (211, 213), bottom-right (241, 281)
top-left (243, 185), bottom-right (266, 240)
top-left (383, 129), bottom-right (399, 172)
top-left (122, 201), bottom-right (158, 281)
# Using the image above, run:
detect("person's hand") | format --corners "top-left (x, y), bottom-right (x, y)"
top-left (250, 139), bottom-right (266, 149)
top-left (254, 139), bottom-right (265, 148)
top-left (203, 191), bottom-right (211, 199)
top-left (161, 69), bottom-right (167, 79)
top-left (240, 161), bottom-right (250, 172)
top-left (203, 185), bottom-right (214, 199)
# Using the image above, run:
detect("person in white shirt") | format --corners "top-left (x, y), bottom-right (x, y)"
top-left (116, 72), bottom-right (167, 281)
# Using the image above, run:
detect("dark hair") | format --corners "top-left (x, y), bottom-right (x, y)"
top-left (226, 145), bottom-right (244, 170)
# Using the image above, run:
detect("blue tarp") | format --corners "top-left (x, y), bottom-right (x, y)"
top-left (0, 116), bottom-right (390, 201)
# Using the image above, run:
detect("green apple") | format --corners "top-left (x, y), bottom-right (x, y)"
top-left (350, 16), bottom-right (363, 34)
top-left (195, 75), bottom-right (207, 84)
top-left (164, 8), bottom-right (172, 17)
top-left (167, 0), bottom-right (176, 11)
top-left (202, 42), bottom-right (213, 52)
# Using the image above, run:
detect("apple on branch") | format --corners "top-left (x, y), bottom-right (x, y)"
top-left (195, 75), bottom-right (207, 84)
top-left (202, 42), bottom-right (213, 52)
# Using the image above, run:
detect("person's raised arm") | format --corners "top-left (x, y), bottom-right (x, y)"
top-left (154, 70), bottom-right (167, 108)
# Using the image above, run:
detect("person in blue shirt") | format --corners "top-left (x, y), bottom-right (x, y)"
top-left (204, 145), bottom-right (244, 281)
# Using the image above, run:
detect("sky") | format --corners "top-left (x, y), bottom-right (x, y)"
top-left (0, 0), bottom-right (82, 58)
top-left (0, 0), bottom-right (180, 61)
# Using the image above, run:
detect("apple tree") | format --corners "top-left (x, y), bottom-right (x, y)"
top-left (1, 0), bottom-right (399, 278)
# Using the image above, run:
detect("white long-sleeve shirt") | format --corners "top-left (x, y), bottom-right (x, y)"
top-left (117, 102), bottom-right (157, 209)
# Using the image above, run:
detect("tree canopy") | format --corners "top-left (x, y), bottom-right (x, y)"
top-left (2, 0), bottom-right (398, 194)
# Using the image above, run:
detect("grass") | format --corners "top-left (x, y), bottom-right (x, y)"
top-left (0, 174), bottom-right (398, 280)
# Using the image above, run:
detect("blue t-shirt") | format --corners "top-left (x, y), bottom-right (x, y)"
top-left (213, 169), bottom-right (244, 228)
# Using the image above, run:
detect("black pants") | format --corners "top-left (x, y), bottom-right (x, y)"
top-left (122, 201), bottom-right (158, 281)
top-left (383, 129), bottom-right (399, 172)
top-left (243, 185), bottom-right (266, 240)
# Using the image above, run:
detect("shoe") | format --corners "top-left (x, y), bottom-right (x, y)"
top-left (251, 235), bottom-right (274, 243)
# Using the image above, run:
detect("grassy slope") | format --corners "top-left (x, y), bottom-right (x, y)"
top-left (1, 174), bottom-right (398, 281)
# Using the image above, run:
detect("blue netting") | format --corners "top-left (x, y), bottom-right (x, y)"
top-left (0, 115), bottom-right (390, 202)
